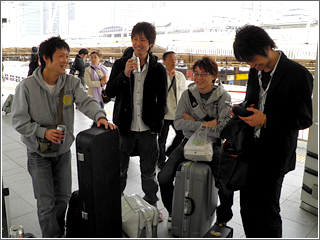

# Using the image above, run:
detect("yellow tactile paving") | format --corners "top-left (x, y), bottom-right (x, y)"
top-left (296, 154), bottom-right (306, 163)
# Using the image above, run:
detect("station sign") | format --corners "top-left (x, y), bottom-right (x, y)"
top-left (235, 73), bottom-right (248, 80)
top-left (227, 75), bottom-right (235, 81)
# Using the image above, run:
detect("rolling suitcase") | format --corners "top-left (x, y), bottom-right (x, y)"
top-left (76, 126), bottom-right (122, 238)
top-left (2, 94), bottom-right (14, 114)
top-left (171, 161), bottom-right (218, 238)
top-left (203, 223), bottom-right (233, 238)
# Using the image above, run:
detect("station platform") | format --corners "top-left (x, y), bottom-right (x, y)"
top-left (1, 81), bottom-right (318, 238)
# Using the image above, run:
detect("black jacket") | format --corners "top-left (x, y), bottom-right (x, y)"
top-left (73, 54), bottom-right (86, 78)
top-left (106, 51), bottom-right (168, 136)
top-left (244, 52), bottom-right (313, 178)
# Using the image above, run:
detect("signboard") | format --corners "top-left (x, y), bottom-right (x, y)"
top-left (227, 75), bottom-right (235, 81)
top-left (235, 73), bottom-right (248, 80)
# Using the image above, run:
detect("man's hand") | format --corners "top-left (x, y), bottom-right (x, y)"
top-left (124, 59), bottom-right (138, 77)
top-left (44, 129), bottom-right (64, 144)
top-left (239, 108), bottom-right (266, 127)
top-left (97, 117), bottom-right (117, 130)
top-left (202, 119), bottom-right (218, 128)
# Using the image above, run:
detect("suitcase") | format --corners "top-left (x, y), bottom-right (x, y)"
top-left (2, 94), bottom-right (14, 114)
top-left (65, 190), bottom-right (82, 238)
top-left (76, 126), bottom-right (122, 238)
top-left (121, 193), bottom-right (159, 238)
top-left (171, 161), bottom-right (218, 238)
top-left (203, 223), bottom-right (233, 238)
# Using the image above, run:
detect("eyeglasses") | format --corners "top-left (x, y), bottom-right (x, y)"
top-left (192, 72), bottom-right (211, 78)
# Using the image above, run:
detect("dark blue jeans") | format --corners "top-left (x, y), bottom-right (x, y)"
top-left (27, 150), bottom-right (72, 238)
top-left (119, 131), bottom-right (159, 206)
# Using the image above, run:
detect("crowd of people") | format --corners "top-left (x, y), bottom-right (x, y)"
top-left (11, 22), bottom-right (313, 238)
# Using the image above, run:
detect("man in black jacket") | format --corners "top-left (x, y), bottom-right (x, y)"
top-left (73, 48), bottom-right (88, 88)
top-left (106, 22), bottom-right (167, 211)
top-left (232, 25), bottom-right (313, 238)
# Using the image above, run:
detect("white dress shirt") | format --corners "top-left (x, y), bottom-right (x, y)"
top-left (131, 52), bottom-right (150, 132)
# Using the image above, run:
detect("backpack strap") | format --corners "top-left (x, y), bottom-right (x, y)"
top-left (188, 89), bottom-right (207, 120)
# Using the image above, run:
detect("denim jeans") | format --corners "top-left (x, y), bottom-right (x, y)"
top-left (27, 150), bottom-right (72, 238)
top-left (119, 131), bottom-right (159, 206)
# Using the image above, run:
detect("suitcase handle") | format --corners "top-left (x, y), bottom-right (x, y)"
top-left (184, 196), bottom-right (195, 216)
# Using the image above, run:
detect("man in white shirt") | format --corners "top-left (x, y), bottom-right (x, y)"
top-left (106, 22), bottom-right (167, 213)
top-left (157, 51), bottom-right (187, 169)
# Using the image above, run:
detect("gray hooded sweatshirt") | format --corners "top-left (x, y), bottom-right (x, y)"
top-left (11, 66), bottom-right (107, 157)
top-left (174, 82), bottom-right (232, 143)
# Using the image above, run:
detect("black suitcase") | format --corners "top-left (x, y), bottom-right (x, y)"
top-left (203, 223), bottom-right (233, 238)
top-left (2, 94), bottom-right (14, 114)
top-left (76, 126), bottom-right (122, 238)
top-left (65, 190), bottom-right (82, 238)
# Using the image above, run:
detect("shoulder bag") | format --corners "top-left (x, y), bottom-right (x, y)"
top-left (90, 66), bottom-right (112, 104)
top-left (37, 90), bottom-right (63, 153)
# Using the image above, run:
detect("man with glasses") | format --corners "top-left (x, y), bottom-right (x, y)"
top-left (157, 51), bottom-right (187, 169)
top-left (158, 56), bottom-right (233, 231)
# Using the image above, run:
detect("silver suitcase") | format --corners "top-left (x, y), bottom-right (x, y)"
top-left (171, 161), bottom-right (218, 238)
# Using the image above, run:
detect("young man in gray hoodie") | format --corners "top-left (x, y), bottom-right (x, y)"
top-left (158, 56), bottom-right (234, 231)
top-left (11, 36), bottom-right (116, 238)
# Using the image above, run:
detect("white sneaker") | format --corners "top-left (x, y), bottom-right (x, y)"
top-left (167, 216), bottom-right (172, 231)
top-left (158, 211), bottom-right (164, 222)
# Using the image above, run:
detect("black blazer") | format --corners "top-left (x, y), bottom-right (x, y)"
top-left (244, 52), bottom-right (313, 177)
top-left (106, 51), bottom-right (168, 137)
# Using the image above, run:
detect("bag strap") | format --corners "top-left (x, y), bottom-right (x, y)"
top-left (168, 76), bottom-right (175, 93)
top-left (188, 89), bottom-right (207, 120)
top-left (58, 90), bottom-right (63, 124)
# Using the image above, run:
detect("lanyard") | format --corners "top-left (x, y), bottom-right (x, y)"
top-left (257, 52), bottom-right (282, 113)
top-left (254, 52), bottom-right (281, 138)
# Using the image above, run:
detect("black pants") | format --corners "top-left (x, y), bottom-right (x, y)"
top-left (158, 138), bottom-right (234, 223)
top-left (240, 166), bottom-right (284, 238)
top-left (157, 119), bottom-right (184, 165)
top-left (119, 131), bottom-right (159, 206)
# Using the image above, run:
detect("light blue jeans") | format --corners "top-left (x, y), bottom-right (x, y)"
top-left (27, 150), bottom-right (72, 238)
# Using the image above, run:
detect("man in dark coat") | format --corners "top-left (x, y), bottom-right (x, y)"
top-left (232, 25), bottom-right (313, 238)
top-left (106, 22), bottom-right (167, 211)
top-left (28, 46), bottom-right (40, 76)
top-left (73, 48), bottom-right (88, 88)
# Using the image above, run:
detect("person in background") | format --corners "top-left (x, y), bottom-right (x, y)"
top-left (157, 51), bottom-right (187, 169)
top-left (106, 22), bottom-right (167, 221)
top-left (73, 48), bottom-right (88, 88)
top-left (28, 46), bottom-right (40, 76)
top-left (11, 36), bottom-right (116, 238)
top-left (84, 50), bottom-right (109, 109)
top-left (158, 56), bottom-right (234, 231)
top-left (232, 25), bottom-right (313, 238)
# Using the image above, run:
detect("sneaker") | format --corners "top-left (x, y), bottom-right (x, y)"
top-left (167, 215), bottom-right (172, 231)
top-left (158, 211), bottom-right (164, 222)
